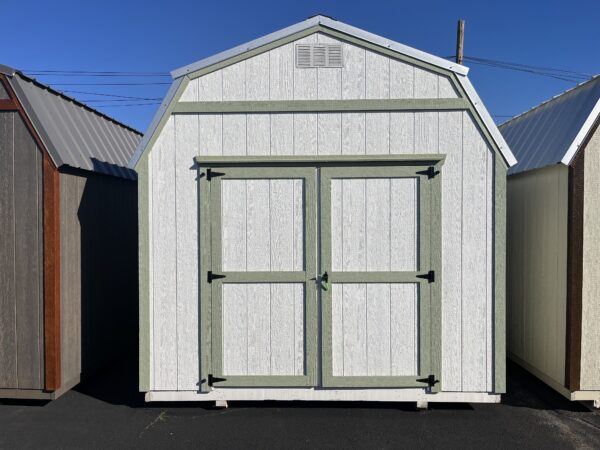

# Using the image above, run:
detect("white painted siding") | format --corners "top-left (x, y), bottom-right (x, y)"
top-left (222, 283), bottom-right (305, 376)
top-left (148, 32), bottom-right (494, 393)
top-left (332, 283), bottom-right (418, 376)
top-left (181, 33), bottom-right (459, 102)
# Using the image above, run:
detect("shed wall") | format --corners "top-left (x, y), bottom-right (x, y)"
top-left (0, 111), bottom-right (44, 390)
top-left (146, 32), bottom-right (496, 393)
top-left (506, 165), bottom-right (569, 387)
top-left (581, 122), bottom-right (600, 390)
top-left (59, 170), bottom-right (138, 383)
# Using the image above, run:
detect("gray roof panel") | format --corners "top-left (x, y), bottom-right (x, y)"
top-left (7, 70), bottom-right (141, 180)
top-left (500, 76), bottom-right (600, 175)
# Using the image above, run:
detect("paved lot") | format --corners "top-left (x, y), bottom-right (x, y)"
top-left (1, 361), bottom-right (599, 449)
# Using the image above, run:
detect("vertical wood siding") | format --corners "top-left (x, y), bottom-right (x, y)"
top-left (148, 33), bottom-right (494, 392)
top-left (581, 124), bottom-right (600, 390)
top-left (506, 165), bottom-right (568, 387)
top-left (0, 112), bottom-right (44, 390)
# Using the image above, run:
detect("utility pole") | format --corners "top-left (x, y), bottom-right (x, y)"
top-left (456, 19), bottom-right (465, 65)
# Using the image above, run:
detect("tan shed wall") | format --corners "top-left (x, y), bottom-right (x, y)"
top-left (581, 122), bottom-right (600, 390)
top-left (507, 165), bottom-right (569, 387)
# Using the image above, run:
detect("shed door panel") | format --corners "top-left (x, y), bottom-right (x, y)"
top-left (321, 167), bottom-right (437, 388)
top-left (203, 167), bottom-right (316, 389)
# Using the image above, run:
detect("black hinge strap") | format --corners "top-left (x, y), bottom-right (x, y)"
top-left (417, 374), bottom-right (439, 388)
top-left (416, 166), bottom-right (440, 179)
top-left (206, 168), bottom-right (225, 181)
top-left (416, 270), bottom-right (435, 283)
top-left (207, 271), bottom-right (226, 283)
top-left (207, 374), bottom-right (227, 386)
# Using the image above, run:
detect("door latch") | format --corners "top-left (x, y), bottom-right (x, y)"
top-left (319, 271), bottom-right (329, 291)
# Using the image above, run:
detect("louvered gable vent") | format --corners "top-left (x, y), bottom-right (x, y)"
top-left (296, 44), bottom-right (343, 68)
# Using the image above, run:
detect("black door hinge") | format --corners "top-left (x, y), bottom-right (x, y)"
top-left (416, 270), bottom-right (435, 283)
top-left (416, 166), bottom-right (440, 179)
top-left (207, 374), bottom-right (227, 386)
top-left (207, 271), bottom-right (226, 283)
top-left (206, 168), bottom-right (225, 181)
top-left (417, 374), bottom-right (439, 388)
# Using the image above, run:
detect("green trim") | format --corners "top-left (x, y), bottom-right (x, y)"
top-left (199, 166), bottom-right (212, 393)
top-left (494, 153), bottom-right (507, 393)
top-left (195, 154), bottom-right (446, 166)
top-left (174, 98), bottom-right (469, 114)
top-left (320, 164), bottom-right (443, 388)
top-left (138, 156), bottom-right (150, 392)
top-left (203, 166), bottom-right (318, 388)
top-left (430, 163), bottom-right (443, 392)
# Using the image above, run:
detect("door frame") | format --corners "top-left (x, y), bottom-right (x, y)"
top-left (196, 155), bottom-right (444, 392)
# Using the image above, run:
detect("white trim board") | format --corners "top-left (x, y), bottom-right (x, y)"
top-left (561, 99), bottom-right (600, 165)
top-left (146, 389), bottom-right (501, 403)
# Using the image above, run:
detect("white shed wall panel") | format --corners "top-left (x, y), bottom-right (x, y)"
top-left (222, 283), bottom-right (305, 376)
top-left (330, 178), bottom-right (417, 272)
top-left (179, 33), bottom-right (459, 102)
top-left (332, 283), bottom-right (418, 376)
top-left (221, 179), bottom-right (304, 272)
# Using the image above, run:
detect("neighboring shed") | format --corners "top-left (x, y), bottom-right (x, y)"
top-left (0, 65), bottom-right (140, 400)
top-left (501, 75), bottom-right (600, 407)
top-left (131, 16), bottom-right (516, 405)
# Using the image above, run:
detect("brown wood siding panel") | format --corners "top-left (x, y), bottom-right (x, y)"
top-left (0, 112), bottom-right (17, 388)
top-left (566, 144), bottom-right (584, 391)
top-left (60, 173), bottom-right (83, 385)
top-left (43, 153), bottom-right (61, 391)
top-left (13, 113), bottom-right (44, 389)
top-left (58, 168), bottom-right (137, 382)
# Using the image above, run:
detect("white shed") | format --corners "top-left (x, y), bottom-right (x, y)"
top-left (130, 16), bottom-right (516, 405)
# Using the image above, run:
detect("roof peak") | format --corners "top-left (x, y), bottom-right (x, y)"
top-left (171, 15), bottom-right (469, 79)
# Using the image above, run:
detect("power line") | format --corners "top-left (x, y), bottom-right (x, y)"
top-left (48, 82), bottom-right (171, 86)
top-left (92, 102), bottom-right (162, 107)
top-left (24, 69), bottom-right (169, 77)
top-left (62, 89), bottom-right (162, 101)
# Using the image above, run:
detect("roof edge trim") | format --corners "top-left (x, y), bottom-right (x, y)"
top-left (561, 99), bottom-right (600, 165)
top-left (128, 77), bottom-right (185, 169)
top-left (171, 15), bottom-right (468, 80)
top-left (455, 74), bottom-right (517, 167)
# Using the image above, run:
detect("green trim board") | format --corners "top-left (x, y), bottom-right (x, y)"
top-left (494, 153), bottom-right (507, 393)
top-left (174, 98), bottom-right (469, 114)
top-left (202, 166), bottom-right (318, 388)
top-left (138, 156), bottom-right (151, 391)
top-left (319, 164), bottom-right (442, 389)
top-left (195, 154), bottom-right (446, 166)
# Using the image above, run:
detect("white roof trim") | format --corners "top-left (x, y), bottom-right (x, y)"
top-left (561, 98), bottom-right (600, 165)
top-left (455, 74), bottom-right (517, 167)
top-left (128, 77), bottom-right (184, 168)
top-left (171, 15), bottom-right (469, 79)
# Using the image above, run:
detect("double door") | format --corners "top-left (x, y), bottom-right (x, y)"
top-left (198, 159), bottom-right (441, 392)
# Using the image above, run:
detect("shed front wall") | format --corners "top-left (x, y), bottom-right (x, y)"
top-left (143, 32), bottom-right (497, 394)
top-left (0, 111), bottom-right (44, 391)
top-left (506, 165), bottom-right (569, 388)
top-left (581, 121), bottom-right (600, 390)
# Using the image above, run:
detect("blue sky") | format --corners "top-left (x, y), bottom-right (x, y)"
top-left (3, 0), bottom-right (599, 132)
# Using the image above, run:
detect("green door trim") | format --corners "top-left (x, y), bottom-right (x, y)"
top-left (194, 154), bottom-right (446, 166)
top-left (199, 165), bottom-right (317, 389)
top-left (319, 164), bottom-right (443, 390)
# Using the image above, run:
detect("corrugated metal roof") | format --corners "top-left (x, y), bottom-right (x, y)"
top-left (129, 16), bottom-right (517, 168)
top-left (500, 76), bottom-right (600, 175)
top-left (6, 69), bottom-right (141, 180)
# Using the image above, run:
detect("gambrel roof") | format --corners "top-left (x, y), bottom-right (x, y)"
top-left (500, 75), bottom-right (600, 175)
top-left (129, 15), bottom-right (516, 168)
top-left (0, 64), bottom-right (141, 179)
